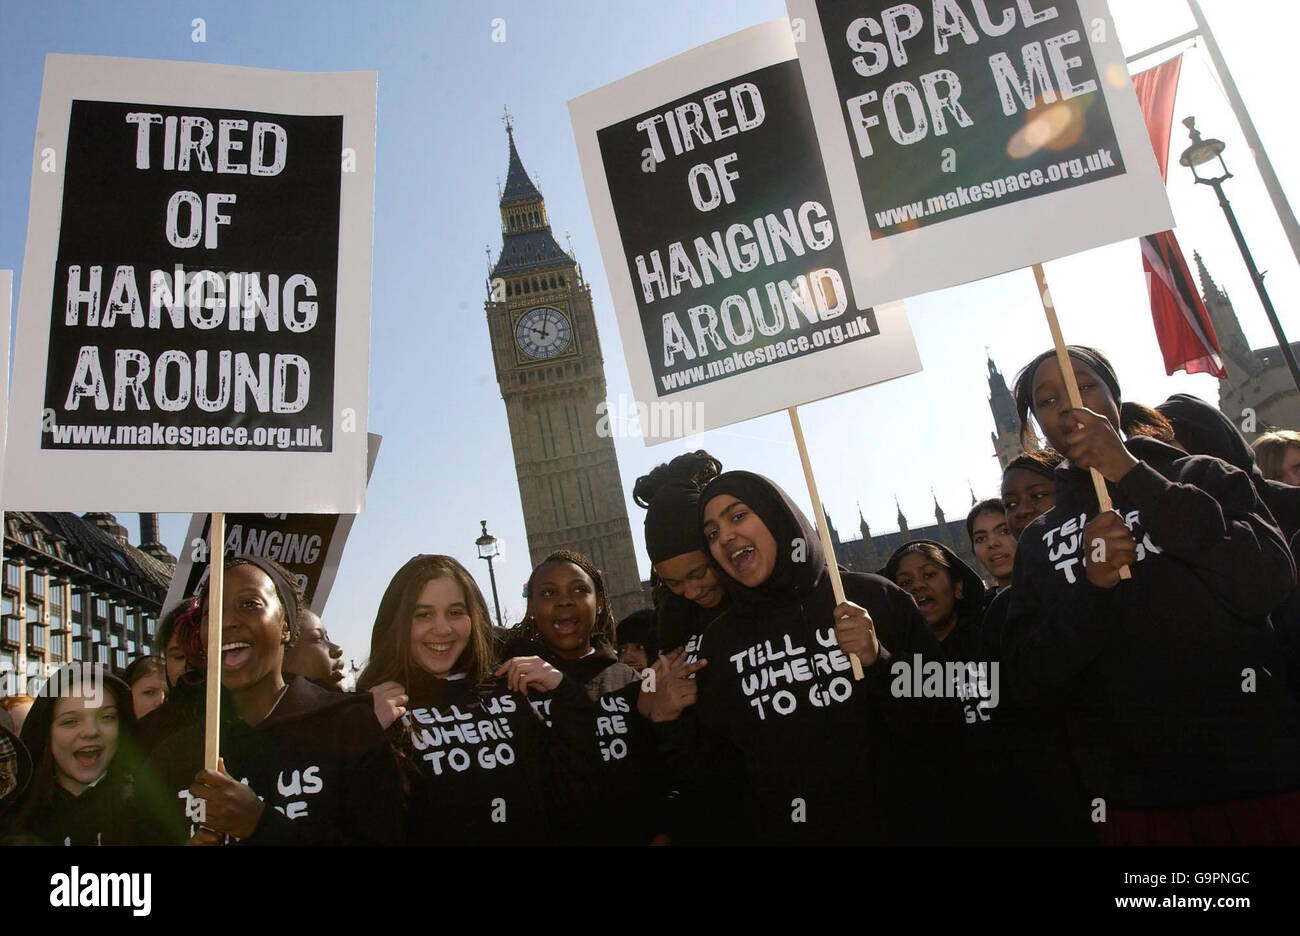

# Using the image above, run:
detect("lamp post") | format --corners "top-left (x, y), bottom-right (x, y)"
top-left (1180, 116), bottom-right (1300, 395)
top-left (475, 520), bottom-right (504, 628)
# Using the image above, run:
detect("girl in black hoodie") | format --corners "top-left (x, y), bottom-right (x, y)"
top-left (135, 556), bottom-right (404, 845)
top-left (633, 450), bottom-right (743, 843)
top-left (359, 554), bottom-right (593, 845)
top-left (504, 550), bottom-right (665, 845)
top-left (883, 540), bottom-right (1002, 841)
top-left (2, 663), bottom-right (136, 845)
top-left (1005, 345), bottom-right (1300, 844)
top-left (682, 471), bottom-right (958, 844)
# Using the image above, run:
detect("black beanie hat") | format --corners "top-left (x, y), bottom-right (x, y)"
top-left (634, 451), bottom-right (722, 564)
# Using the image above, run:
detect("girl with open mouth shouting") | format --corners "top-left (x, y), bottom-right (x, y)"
top-left (676, 470), bottom-right (960, 844)
top-left (1, 663), bottom-right (135, 845)
top-left (135, 556), bottom-right (403, 845)
top-left (360, 554), bottom-right (594, 845)
top-left (503, 550), bottom-right (666, 845)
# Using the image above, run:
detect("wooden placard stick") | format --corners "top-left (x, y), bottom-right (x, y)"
top-left (788, 406), bottom-right (866, 679)
top-left (204, 512), bottom-right (226, 771)
top-left (1032, 262), bottom-right (1131, 580)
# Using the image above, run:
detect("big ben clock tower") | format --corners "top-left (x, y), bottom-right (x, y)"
top-left (485, 120), bottom-right (647, 620)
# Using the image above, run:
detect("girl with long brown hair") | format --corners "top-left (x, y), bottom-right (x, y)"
top-left (361, 554), bottom-right (594, 845)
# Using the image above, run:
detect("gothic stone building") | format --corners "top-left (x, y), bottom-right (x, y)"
top-left (483, 123), bottom-right (647, 619)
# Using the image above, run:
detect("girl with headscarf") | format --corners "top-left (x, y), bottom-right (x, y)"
top-left (1005, 345), bottom-right (1300, 844)
top-left (686, 471), bottom-right (959, 844)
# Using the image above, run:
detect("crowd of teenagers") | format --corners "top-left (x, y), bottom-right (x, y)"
top-left (4, 345), bottom-right (1300, 845)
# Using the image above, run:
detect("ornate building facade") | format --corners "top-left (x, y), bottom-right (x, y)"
top-left (1, 511), bottom-right (174, 694)
top-left (1196, 252), bottom-right (1300, 437)
top-left (484, 123), bottom-right (646, 619)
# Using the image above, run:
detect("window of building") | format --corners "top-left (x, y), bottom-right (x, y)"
top-left (96, 598), bottom-right (108, 619)
top-left (71, 592), bottom-right (83, 619)
top-left (145, 616), bottom-right (156, 639)
top-left (110, 632), bottom-right (119, 649)
top-left (97, 645), bottom-right (109, 665)
top-left (26, 603), bottom-right (40, 624)
top-left (70, 640), bottom-right (83, 663)
top-left (29, 625), bottom-right (45, 651)
top-left (113, 606), bottom-right (124, 628)
top-left (51, 633), bottom-right (65, 662)
top-left (4, 564), bottom-right (20, 591)
top-left (3, 616), bottom-right (20, 646)
top-left (27, 572), bottom-right (46, 598)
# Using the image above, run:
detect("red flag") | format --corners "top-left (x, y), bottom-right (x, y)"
top-left (1133, 57), bottom-right (1227, 378)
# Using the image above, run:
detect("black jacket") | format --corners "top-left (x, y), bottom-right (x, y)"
top-left (679, 471), bottom-right (960, 844)
top-left (2, 665), bottom-right (136, 846)
top-left (502, 635), bottom-right (666, 845)
top-left (135, 676), bottom-right (404, 845)
top-left (1004, 438), bottom-right (1300, 809)
top-left (398, 668), bottom-right (593, 845)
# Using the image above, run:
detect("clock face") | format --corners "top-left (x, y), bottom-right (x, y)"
top-left (515, 306), bottom-right (573, 360)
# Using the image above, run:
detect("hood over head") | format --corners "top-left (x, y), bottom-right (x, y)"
top-left (881, 539), bottom-right (986, 627)
top-left (19, 664), bottom-right (135, 773)
top-left (698, 471), bottom-right (825, 603)
top-left (1156, 393), bottom-right (1259, 477)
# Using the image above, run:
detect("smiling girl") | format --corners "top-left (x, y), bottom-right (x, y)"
top-left (360, 554), bottom-right (594, 845)
top-left (1005, 345), bottom-right (1300, 844)
top-left (633, 451), bottom-right (729, 661)
top-left (688, 471), bottom-right (959, 844)
top-left (136, 556), bottom-right (404, 845)
top-left (1, 664), bottom-right (135, 845)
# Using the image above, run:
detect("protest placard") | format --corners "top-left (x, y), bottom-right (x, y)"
top-left (163, 433), bottom-right (381, 615)
top-left (785, 0), bottom-right (1173, 306)
top-left (4, 54), bottom-right (376, 512)
top-left (570, 18), bottom-right (920, 443)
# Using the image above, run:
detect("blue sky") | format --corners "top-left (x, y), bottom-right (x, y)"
top-left (3, 0), bottom-right (1298, 671)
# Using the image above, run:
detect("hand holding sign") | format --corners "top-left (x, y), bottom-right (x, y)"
top-left (189, 756), bottom-right (265, 840)
top-left (1082, 511), bottom-right (1137, 590)
top-left (832, 601), bottom-right (880, 666)
top-left (1060, 407), bottom-right (1140, 484)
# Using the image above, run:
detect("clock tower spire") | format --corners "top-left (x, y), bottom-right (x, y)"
top-left (485, 120), bottom-right (647, 620)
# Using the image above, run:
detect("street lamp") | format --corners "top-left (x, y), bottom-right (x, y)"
top-left (1180, 116), bottom-right (1300, 395)
top-left (475, 520), bottom-right (504, 628)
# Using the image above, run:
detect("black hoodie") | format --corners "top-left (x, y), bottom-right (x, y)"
top-left (883, 541), bottom-right (1009, 842)
top-left (502, 632), bottom-right (665, 845)
top-left (2, 666), bottom-right (136, 846)
top-left (1157, 393), bottom-right (1300, 542)
top-left (135, 675), bottom-right (404, 845)
top-left (398, 667), bottom-right (594, 845)
top-left (682, 471), bottom-right (960, 844)
top-left (1004, 437), bottom-right (1300, 810)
